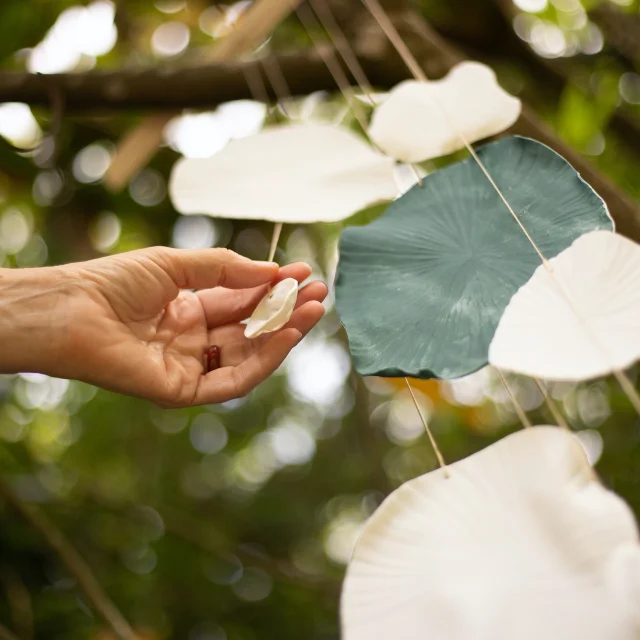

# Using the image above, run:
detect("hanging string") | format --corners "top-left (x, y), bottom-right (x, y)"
top-left (268, 222), bottom-right (283, 262)
top-left (291, 4), bottom-right (450, 464)
top-left (360, 0), bottom-right (547, 266)
top-left (308, 0), bottom-right (375, 105)
top-left (358, 0), bottom-right (640, 417)
top-left (533, 378), bottom-right (569, 430)
top-left (261, 53), bottom-right (292, 118)
top-left (242, 63), bottom-right (271, 106)
top-left (296, 3), bottom-right (533, 441)
top-left (240, 53), bottom-right (289, 261)
top-left (294, 5), bottom-right (372, 136)
top-left (308, 0), bottom-right (629, 426)
top-left (495, 369), bottom-right (532, 429)
top-left (404, 377), bottom-right (449, 476)
top-left (302, 1), bottom-right (423, 186)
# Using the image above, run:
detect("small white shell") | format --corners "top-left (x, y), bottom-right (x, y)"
top-left (369, 61), bottom-right (522, 163)
top-left (244, 278), bottom-right (298, 339)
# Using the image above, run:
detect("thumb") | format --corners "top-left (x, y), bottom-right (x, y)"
top-left (155, 247), bottom-right (279, 290)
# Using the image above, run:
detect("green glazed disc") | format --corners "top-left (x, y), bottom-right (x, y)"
top-left (334, 136), bottom-right (613, 380)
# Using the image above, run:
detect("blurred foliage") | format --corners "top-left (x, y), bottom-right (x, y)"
top-left (0, 0), bottom-right (640, 639)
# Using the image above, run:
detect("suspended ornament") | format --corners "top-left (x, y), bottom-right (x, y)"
top-left (489, 230), bottom-right (640, 380)
top-left (334, 136), bottom-right (612, 380)
top-left (169, 123), bottom-right (398, 223)
top-left (244, 277), bottom-right (298, 339)
top-left (369, 61), bottom-right (522, 163)
top-left (341, 426), bottom-right (640, 640)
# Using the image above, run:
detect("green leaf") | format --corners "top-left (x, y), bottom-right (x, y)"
top-left (342, 202), bottom-right (390, 228)
top-left (335, 136), bottom-right (613, 380)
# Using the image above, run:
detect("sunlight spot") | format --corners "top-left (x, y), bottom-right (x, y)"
top-left (0, 103), bottom-right (41, 148)
top-left (152, 21), bottom-right (190, 57)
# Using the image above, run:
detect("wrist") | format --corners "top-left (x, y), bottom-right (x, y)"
top-left (0, 266), bottom-right (73, 375)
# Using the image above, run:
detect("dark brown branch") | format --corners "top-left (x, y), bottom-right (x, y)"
top-left (0, 477), bottom-right (138, 640)
top-left (0, 8), bottom-right (638, 239)
top-left (0, 50), bottom-right (348, 111)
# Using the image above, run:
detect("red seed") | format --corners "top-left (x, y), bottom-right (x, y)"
top-left (205, 345), bottom-right (221, 373)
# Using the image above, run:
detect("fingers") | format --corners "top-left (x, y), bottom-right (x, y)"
top-left (193, 300), bottom-right (325, 405)
top-left (152, 247), bottom-right (279, 290)
top-left (197, 262), bottom-right (318, 327)
top-left (192, 329), bottom-right (302, 405)
top-left (208, 299), bottom-right (326, 367)
top-left (294, 281), bottom-right (328, 310)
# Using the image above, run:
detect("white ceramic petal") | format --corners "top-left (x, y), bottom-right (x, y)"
top-left (369, 61), bottom-right (522, 163)
top-left (169, 123), bottom-right (398, 223)
top-left (489, 230), bottom-right (640, 380)
top-left (244, 278), bottom-right (298, 339)
top-left (342, 426), bottom-right (640, 640)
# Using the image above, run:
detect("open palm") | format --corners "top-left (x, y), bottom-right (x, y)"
top-left (57, 247), bottom-right (326, 406)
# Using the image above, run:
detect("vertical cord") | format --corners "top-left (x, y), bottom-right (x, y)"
top-left (268, 222), bottom-right (283, 262)
top-left (308, 0), bottom-right (375, 104)
top-left (307, 0), bottom-right (533, 429)
top-left (358, 0), bottom-right (640, 416)
top-left (294, 5), bottom-right (447, 465)
top-left (303, 1), bottom-right (423, 185)
top-left (534, 378), bottom-right (569, 430)
top-left (243, 55), bottom-right (289, 261)
top-left (298, 3), bottom-right (531, 443)
top-left (294, 4), bottom-right (372, 136)
top-left (359, 0), bottom-right (548, 267)
top-left (261, 53), bottom-right (292, 118)
top-left (404, 378), bottom-right (449, 476)
top-left (496, 368), bottom-right (532, 429)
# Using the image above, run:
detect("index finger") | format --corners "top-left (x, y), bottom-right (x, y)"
top-left (153, 247), bottom-right (279, 290)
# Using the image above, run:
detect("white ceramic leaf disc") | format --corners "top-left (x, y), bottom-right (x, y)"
top-left (369, 61), bottom-right (522, 163)
top-left (342, 426), bottom-right (640, 640)
top-left (489, 230), bottom-right (640, 380)
top-left (244, 278), bottom-right (298, 339)
top-left (169, 123), bottom-right (398, 223)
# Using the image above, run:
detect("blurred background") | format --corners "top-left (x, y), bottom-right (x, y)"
top-left (0, 0), bottom-right (640, 638)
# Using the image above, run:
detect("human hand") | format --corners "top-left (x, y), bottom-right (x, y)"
top-left (0, 248), bottom-right (327, 406)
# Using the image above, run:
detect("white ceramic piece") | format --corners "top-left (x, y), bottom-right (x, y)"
top-left (244, 278), bottom-right (298, 339)
top-left (169, 123), bottom-right (398, 223)
top-left (369, 61), bottom-right (522, 163)
top-left (342, 426), bottom-right (640, 640)
top-left (489, 230), bottom-right (640, 380)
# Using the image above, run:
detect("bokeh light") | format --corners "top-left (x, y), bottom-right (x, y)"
top-left (151, 21), bottom-right (190, 57)
top-left (72, 143), bottom-right (113, 183)
top-left (0, 103), bottom-right (42, 149)
top-left (29, 1), bottom-right (117, 73)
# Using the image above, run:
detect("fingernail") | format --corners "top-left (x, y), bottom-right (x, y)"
top-left (254, 261), bottom-right (278, 268)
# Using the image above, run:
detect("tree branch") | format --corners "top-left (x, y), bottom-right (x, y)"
top-left (0, 477), bottom-right (138, 640)
top-left (0, 3), bottom-right (638, 239)
top-left (104, 0), bottom-right (306, 192)
top-left (0, 49), bottom-right (353, 111)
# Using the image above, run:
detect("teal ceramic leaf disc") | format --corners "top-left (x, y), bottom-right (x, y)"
top-left (334, 136), bottom-right (613, 380)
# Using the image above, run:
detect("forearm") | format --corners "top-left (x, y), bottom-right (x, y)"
top-left (0, 267), bottom-right (71, 374)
